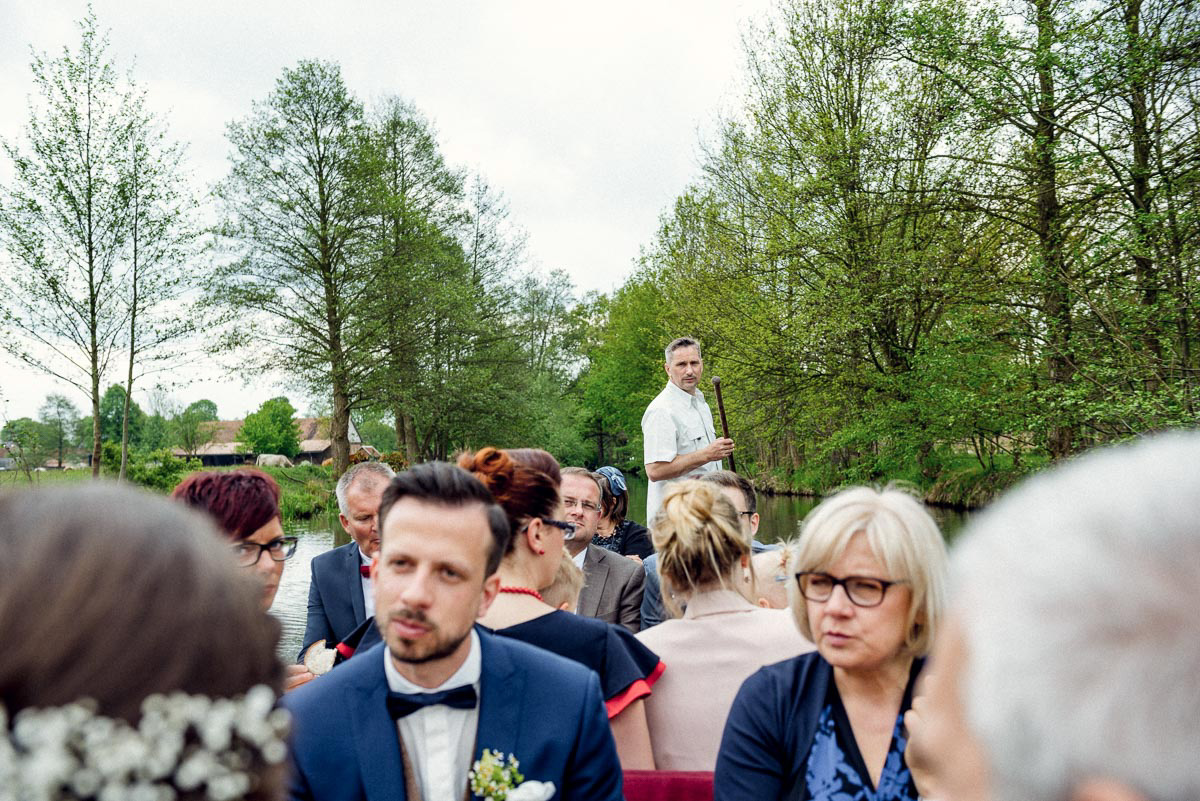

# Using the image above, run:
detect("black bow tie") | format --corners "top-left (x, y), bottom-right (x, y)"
top-left (386, 685), bottom-right (477, 719)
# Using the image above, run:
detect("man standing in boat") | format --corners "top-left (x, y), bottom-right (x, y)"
top-left (641, 337), bottom-right (734, 524)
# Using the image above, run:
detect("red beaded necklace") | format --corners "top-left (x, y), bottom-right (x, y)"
top-left (498, 585), bottom-right (544, 602)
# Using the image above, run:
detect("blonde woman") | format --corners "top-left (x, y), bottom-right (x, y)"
top-left (636, 480), bottom-right (812, 771)
top-left (714, 485), bottom-right (948, 801)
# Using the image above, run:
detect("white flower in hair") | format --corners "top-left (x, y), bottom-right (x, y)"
top-left (0, 686), bottom-right (289, 801)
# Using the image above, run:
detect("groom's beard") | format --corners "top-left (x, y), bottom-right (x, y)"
top-left (383, 608), bottom-right (471, 665)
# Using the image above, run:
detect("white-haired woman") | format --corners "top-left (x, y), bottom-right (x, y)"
top-left (714, 485), bottom-right (948, 801)
top-left (637, 481), bottom-right (811, 770)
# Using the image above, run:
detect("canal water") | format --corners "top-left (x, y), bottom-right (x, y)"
top-left (269, 477), bottom-right (969, 660)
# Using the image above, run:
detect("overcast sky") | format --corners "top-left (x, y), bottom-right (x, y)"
top-left (1, 0), bottom-right (772, 423)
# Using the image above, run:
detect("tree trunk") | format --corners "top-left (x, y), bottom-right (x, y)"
top-left (331, 381), bottom-right (351, 477)
top-left (1034, 0), bottom-right (1075, 460)
top-left (1124, 0), bottom-right (1162, 393)
top-left (120, 158), bottom-right (140, 482)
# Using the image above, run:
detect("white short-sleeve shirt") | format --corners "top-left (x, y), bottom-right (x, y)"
top-left (641, 381), bottom-right (721, 522)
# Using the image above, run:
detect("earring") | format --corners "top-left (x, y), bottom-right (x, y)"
top-left (537, 548), bottom-right (546, 555)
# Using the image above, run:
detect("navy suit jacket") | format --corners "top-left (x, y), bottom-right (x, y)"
top-left (300, 542), bottom-right (366, 660)
top-left (282, 628), bottom-right (624, 801)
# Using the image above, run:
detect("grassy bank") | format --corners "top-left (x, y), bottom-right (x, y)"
top-left (255, 464), bottom-right (337, 519)
top-left (752, 450), bottom-right (1046, 510)
top-left (0, 462), bottom-right (337, 522)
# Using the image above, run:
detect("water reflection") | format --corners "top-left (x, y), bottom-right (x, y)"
top-left (623, 475), bottom-right (968, 544)
top-left (269, 517), bottom-right (340, 661)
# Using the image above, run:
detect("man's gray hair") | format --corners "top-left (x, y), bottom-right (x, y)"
top-left (951, 432), bottom-right (1200, 801)
top-left (335, 461), bottom-right (396, 515)
top-left (664, 337), bottom-right (700, 363)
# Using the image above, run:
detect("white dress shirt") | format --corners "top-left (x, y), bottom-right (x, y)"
top-left (571, 547), bottom-right (587, 570)
top-left (359, 548), bottom-right (375, 618)
top-left (383, 630), bottom-right (481, 801)
top-left (641, 381), bottom-right (720, 522)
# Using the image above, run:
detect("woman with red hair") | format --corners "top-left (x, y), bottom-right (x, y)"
top-left (172, 468), bottom-right (314, 690)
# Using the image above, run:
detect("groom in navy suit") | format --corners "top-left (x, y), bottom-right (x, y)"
top-left (298, 462), bottom-right (394, 660)
top-left (283, 462), bottom-right (623, 801)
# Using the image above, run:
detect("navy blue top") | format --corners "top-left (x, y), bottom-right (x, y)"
top-left (493, 610), bottom-right (662, 702)
top-left (800, 677), bottom-right (918, 801)
top-left (714, 651), bottom-right (924, 801)
top-left (593, 520), bottom-right (655, 559)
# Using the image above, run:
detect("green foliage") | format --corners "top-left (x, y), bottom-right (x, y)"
top-left (98, 384), bottom-right (146, 446)
top-left (256, 464), bottom-right (335, 519)
top-left (572, 0), bottom-right (1200, 506)
top-left (186, 399), bottom-right (219, 421)
top-left (37, 393), bottom-right (79, 466)
top-left (1, 417), bottom-right (55, 475)
top-left (380, 451), bottom-right (410, 472)
top-left (356, 416), bottom-right (397, 452)
top-left (239, 397), bottom-right (301, 458)
top-left (100, 443), bottom-right (201, 492)
top-left (172, 402), bottom-right (218, 456)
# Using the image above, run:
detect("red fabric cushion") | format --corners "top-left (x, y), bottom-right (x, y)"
top-left (623, 770), bottom-right (714, 801)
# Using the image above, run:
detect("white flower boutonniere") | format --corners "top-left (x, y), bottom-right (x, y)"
top-left (468, 749), bottom-right (555, 801)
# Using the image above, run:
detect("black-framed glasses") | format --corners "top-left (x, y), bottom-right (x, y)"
top-left (232, 536), bottom-right (298, 567)
top-left (738, 511), bottom-right (755, 517)
top-left (795, 571), bottom-right (907, 608)
top-left (540, 518), bottom-right (577, 540)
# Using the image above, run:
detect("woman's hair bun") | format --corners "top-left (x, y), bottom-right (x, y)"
top-left (457, 446), bottom-right (514, 500)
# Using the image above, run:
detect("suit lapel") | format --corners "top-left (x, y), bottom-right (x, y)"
top-left (348, 653), bottom-right (407, 801)
top-left (577, 545), bottom-right (610, 619)
top-left (345, 543), bottom-right (367, 624)
top-left (472, 627), bottom-right (525, 766)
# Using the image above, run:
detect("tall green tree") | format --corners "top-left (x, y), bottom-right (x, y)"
top-left (239, 396), bottom-right (301, 458)
top-left (0, 417), bottom-right (54, 479)
top-left (115, 91), bottom-right (198, 480)
top-left (97, 384), bottom-right (144, 447)
top-left (0, 10), bottom-right (135, 477)
top-left (356, 97), bottom-right (466, 462)
top-left (38, 393), bottom-right (80, 468)
top-left (213, 60), bottom-right (370, 476)
top-left (172, 398), bottom-right (219, 457)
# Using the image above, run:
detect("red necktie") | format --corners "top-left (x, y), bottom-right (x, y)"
top-left (359, 564), bottom-right (371, 578)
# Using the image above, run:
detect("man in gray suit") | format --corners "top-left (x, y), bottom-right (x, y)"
top-left (561, 467), bottom-right (644, 633)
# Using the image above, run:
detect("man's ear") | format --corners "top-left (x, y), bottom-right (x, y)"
top-left (749, 512), bottom-right (760, 536)
top-left (1069, 779), bottom-right (1148, 801)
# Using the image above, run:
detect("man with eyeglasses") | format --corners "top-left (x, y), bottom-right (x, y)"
top-left (561, 467), bottom-right (645, 633)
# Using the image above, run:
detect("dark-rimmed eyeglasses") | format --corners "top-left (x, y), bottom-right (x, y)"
top-left (541, 518), bottom-right (577, 540)
top-left (232, 536), bottom-right (298, 567)
top-left (795, 571), bottom-right (906, 608)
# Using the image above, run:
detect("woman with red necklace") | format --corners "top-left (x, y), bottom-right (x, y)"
top-left (459, 446), bottom-right (663, 770)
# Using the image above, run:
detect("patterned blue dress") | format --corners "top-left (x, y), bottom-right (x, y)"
top-left (800, 687), bottom-right (918, 801)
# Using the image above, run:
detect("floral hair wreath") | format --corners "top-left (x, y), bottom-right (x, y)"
top-left (0, 685), bottom-right (290, 801)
